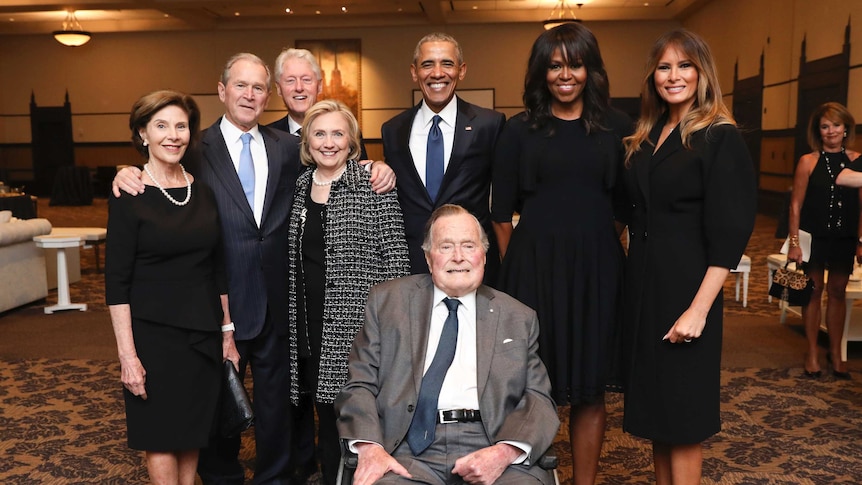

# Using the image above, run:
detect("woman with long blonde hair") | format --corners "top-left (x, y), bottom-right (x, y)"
top-left (619, 29), bottom-right (756, 484)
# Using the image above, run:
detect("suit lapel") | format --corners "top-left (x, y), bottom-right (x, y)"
top-left (440, 98), bottom-right (475, 197)
top-left (201, 122), bottom-right (257, 226)
top-left (260, 126), bottom-right (282, 226)
top-left (411, 276), bottom-right (435, 395)
top-left (397, 105), bottom-right (430, 205)
top-left (475, 286), bottom-right (497, 401)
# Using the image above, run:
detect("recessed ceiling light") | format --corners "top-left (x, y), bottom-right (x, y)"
top-left (315, 10), bottom-right (321, 14)
top-left (8, 18), bottom-right (14, 22)
top-left (472, 5), bottom-right (478, 9)
top-left (285, 8), bottom-right (292, 14)
top-left (341, 6), bottom-right (347, 13)
top-left (234, 11), bottom-right (240, 16)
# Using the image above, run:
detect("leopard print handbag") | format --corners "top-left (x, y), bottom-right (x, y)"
top-left (768, 262), bottom-right (814, 306)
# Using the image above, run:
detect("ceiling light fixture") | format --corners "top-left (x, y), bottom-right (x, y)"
top-left (543, 1), bottom-right (583, 30)
top-left (52, 11), bottom-right (91, 47)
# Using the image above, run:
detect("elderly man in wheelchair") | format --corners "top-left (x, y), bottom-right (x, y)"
top-left (333, 205), bottom-right (561, 485)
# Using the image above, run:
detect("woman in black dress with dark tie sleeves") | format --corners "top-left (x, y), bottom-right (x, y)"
top-left (106, 90), bottom-right (233, 485)
top-left (621, 30), bottom-right (756, 484)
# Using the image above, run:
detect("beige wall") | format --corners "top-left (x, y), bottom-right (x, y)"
top-left (0, 21), bottom-right (676, 146)
top-left (2, 0), bottom-right (861, 150)
top-left (685, 0), bottom-right (862, 130)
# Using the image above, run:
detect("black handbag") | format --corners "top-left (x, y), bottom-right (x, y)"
top-left (219, 360), bottom-right (254, 438)
top-left (769, 262), bottom-right (814, 306)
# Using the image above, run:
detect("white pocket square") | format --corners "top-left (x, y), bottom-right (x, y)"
top-left (502, 338), bottom-right (513, 344)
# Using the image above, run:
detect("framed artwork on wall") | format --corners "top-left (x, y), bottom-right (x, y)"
top-left (295, 39), bottom-right (361, 125)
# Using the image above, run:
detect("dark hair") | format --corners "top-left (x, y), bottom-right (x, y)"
top-left (129, 90), bottom-right (200, 157)
top-left (807, 102), bottom-right (856, 152)
top-left (523, 22), bottom-right (610, 134)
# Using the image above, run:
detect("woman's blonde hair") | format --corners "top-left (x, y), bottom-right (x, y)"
top-left (624, 29), bottom-right (735, 164)
top-left (299, 100), bottom-right (361, 167)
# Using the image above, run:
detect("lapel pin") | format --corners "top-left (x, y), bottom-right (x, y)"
top-left (465, 126), bottom-right (472, 131)
top-left (489, 308), bottom-right (494, 312)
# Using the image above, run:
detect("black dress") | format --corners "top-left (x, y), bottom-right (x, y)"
top-left (621, 122), bottom-right (756, 444)
top-left (492, 113), bottom-right (628, 405)
top-left (105, 182), bottom-right (226, 451)
top-left (800, 150), bottom-right (858, 274)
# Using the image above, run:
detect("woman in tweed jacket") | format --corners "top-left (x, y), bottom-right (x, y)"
top-left (287, 100), bottom-right (410, 484)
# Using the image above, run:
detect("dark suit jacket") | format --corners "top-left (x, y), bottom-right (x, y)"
top-left (185, 118), bottom-right (302, 341)
top-left (381, 98), bottom-right (505, 283)
top-left (268, 115), bottom-right (368, 161)
top-left (335, 274), bottom-right (559, 482)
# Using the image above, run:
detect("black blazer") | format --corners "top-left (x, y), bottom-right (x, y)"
top-left (381, 98), bottom-right (505, 283)
top-left (185, 118), bottom-right (302, 341)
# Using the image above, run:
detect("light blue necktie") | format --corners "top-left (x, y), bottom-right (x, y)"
top-left (406, 297), bottom-right (460, 455)
top-left (239, 132), bottom-right (255, 210)
top-left (425, 115), bottom-right (444, 202)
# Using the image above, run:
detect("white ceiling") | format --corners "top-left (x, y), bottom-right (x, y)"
top-left (0, 0), bottom-right (710, 35)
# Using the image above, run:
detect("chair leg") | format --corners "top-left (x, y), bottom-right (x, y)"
top-left (742, 271), bottom-right (749, 307)
top-left (735, 273), bottom-right (741, 301)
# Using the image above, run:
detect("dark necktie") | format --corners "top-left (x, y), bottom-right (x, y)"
top-left (295, 127), bottom-right (302, 137)
top-left (238, 133), bottom-right (255, 210)
top-left (425, 115), bottom-right (444, 202)
top-left (406, 297), bottom-right (460, 455)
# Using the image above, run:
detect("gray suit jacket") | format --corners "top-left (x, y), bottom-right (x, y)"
top-left (335, 274), bottom-right (559, 480)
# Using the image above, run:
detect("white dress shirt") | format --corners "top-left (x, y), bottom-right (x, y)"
top-left (286, 116), bottom-right (302, 136)
top-left (408, 97), bottom-right (458, 187)
top-left (427, 288), bottom-right (480, 411)
top-left (219, 116), bottom-right (269, 226)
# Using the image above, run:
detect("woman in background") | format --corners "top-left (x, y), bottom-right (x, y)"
top-left (286, 100), bottom-right (410, 484)
top-left (106, 90), bottom-right (234, 485)
top-left (492, 23), bottom-right (630, 485)
top-left (788, 102), bottom-right (860, 379)
top-left (621, 30), bottom-right (756, 484)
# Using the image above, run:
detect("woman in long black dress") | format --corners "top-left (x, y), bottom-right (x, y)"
top-left (492, 23), bottom-right (630, 485)
top-left (621, 30), bottom-right (756, 484)
top-left (106, 90), bottom-right (233, 485)
top-left (788, 102), bottom-right (860, 379)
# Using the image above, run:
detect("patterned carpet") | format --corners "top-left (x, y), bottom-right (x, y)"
top-left (0, 198), bottom-right (859, 484)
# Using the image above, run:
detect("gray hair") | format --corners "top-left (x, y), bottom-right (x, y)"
top-left (413, 32), bottom-right (464, 65)
top-left (220, 52), bottom-right (272, 89)
top-left (274, 48), bottom-right (323, 81)
top-left (421, 204), bottom-right (489, 253)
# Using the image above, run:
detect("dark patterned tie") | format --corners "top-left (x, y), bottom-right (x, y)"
top-left (406, 297), bottom-right (460, 455)
top-left (425, 115), bottom-right (444, 202)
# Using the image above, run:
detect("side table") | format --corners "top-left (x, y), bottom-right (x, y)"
top-left (34, 235), bottom-right (87, 314)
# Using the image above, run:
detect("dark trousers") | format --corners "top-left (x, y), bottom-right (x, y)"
top-left (198, 316), bottom-right (294, 485)
top-left (290, 358), bottom-right (340, 485)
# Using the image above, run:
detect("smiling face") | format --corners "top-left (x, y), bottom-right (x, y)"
top-left (819, 116), bottom-right (846, 152)
top-left (307, 111), bottom-right (351, 174)
top-left (218, 58), bottom-right (270, 132)
top-left (425, 212), bottom-right (486, 297)
top-left (411, 40), bottom-right (466, 113)
top-left (139, 105), bottom-right (190, 166)
top-left (275, 57), bottom-right (322, 123)
top-left (653, 44), bottom-right (699, 115)
top-left (546, 47), bottom-right (587, 116)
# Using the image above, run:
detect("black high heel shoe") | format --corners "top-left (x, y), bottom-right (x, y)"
top-left (827, 352), bottom-right (851, 379)
top-left (804, 369), bottom-right (823, 378)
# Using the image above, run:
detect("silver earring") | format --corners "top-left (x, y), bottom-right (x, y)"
top-left (844, 131), bottom-right (848, 138)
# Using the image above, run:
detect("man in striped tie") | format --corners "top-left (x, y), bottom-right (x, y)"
top-left (336, 204), bottom-right (559, 485)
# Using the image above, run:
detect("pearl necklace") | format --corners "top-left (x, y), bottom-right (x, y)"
top-left (143, 163), bottom-right (192, 206)
top-left (312, 166), bottom-right (346, 186)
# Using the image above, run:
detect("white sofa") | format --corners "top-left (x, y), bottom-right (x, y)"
top-left (0, 211), bottom-right (52, 313)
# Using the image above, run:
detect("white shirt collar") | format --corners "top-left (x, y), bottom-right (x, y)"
top-left (220, 115), bottom-right (262, 144)
top-left (287, 116), bottom-right (302, 135)
top-left (432, 285), bottom-right (476, 314)
top-left (418, 96), bottom-right (458, 131)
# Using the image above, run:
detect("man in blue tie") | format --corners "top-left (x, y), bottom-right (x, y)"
top-left (335, 204), bottom-right (559, 485)
top-left (380, 33), bottom-right (506, 285)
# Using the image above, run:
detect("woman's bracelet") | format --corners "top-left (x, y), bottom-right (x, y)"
top-left (788, 235), bottom-right (800, 248)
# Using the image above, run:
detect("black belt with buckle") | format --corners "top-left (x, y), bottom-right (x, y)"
top-left (437, 409), bottom-right (482, 424)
